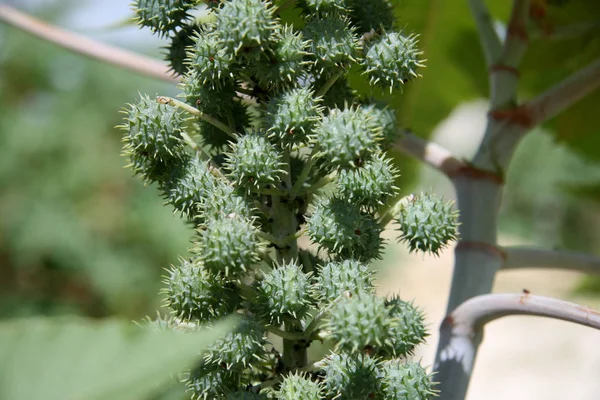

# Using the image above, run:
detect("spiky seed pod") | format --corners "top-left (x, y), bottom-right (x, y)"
top-left (277, 372), bottom-right (324, 399)
top-left (133, 0), bottom-right (194, 36)
top-left (186, 363), bottom-right (242, 400)
top-left (162, 257), bottom-right (241, 322)
top-left (326, 291), bottom-right (392, 352)
top-left (379, 296), bottom-right (427, 357)
top-left (323, 352), bottom-right (381, 399)
top-left (165, 23), bottom-right (198, 75)
top-left (359, 102), bottom-right (398, 147)
top-left (181, 71), bottom-right (248, 151)
top-left (188, 29), bottom-right (236, 89)
top-left (120, 94), bottom-right (187, 181)
top-left (256, 260), bottom-right (314, 325)
top-left (204, 317), bottom-right (267, 371)
top-left (265, 87), bottom-right (322, 147)
top-left (315, 106), bottom-right (382, 169)
top-left (313, 259), bottom-right (374, 302)
top-left (225, 131), bottom-right (285, 190)
top-left (303, 16), bottom-right (360, 72)
top-left (346, 0), bottom-right (394, 33)
top-left (307, 196), bottom-right (383, 261)
top-left (215, 0), bottom-right (279, 57)
top-left (198, 182), bottom-right (255, 221)
top-left (160, 156), bottom-right (218, 218)
top-left (363, 31), bottom-right (424, 92)
top-left (140, 313), bottom-right (199, 332)
top-left (336, 153), bottom-right (399, 210)
top-left (395, 193), bottom-right (459, 255)
top-left (379, 361), bottom-right (437, 400)
top-left (192, 215), bottom-right (264, 277)
top-left (250, 26), bottom-right (311, 92)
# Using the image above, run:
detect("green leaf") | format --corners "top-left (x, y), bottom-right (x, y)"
top-left (0, 316), bottom-right (237, 400)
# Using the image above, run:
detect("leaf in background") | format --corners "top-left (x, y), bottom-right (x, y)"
top-left (520, 1), bottom-right (600, 161)
top-left (0, 316), bottom-right (236, 400)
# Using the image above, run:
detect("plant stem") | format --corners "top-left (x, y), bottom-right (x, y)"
top-left (502, 246), bottom-right (600, 275)
top-left (466, 0), bottom-right (502, 66)
top-left (522, 57), bottom-right (600, 128)
top-left (290, 146), bottom-right (318, 198)
top-left (393, 131), bottom-right (466, 178)
top-left (156, 96), bottom-right (236, 137)
top-left (315, 71), bottom-right (342, 97)
top-left (0, 4), bottom-right (177, 83)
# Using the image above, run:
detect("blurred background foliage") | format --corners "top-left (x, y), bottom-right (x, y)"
top-left (1, 0), bottom-right (600, 322)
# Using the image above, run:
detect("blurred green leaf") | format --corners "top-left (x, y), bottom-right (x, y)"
top-left (0, 316), bottom-right (236, 400)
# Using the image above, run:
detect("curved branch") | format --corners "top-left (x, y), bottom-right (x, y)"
top-left (522, 57), bottom-right (600, 128)
top-left (393, 131), bottom-right (467, 178)
top-left (435, 293), bottom-right (600, 400)
top-left (0, 4), bottom-right (176, 83)
top-left (503, 246), bottom-right (600, 275)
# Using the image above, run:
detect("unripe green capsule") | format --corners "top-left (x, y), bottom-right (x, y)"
top-left (363, 31), bottom-right (424, 92)
top-left (225, 131), bottom-right (286, 190)
top-left (192, 215), bottom-right (264, 278)
top-left (395, 193), bottom-right (459, 255)
top-left (162, 257), bottom-right (241, 322)
top-left (256, 260), bottom-right (314, 325)
top-left (304, 16), bottom-right (360, 72)
top-left (313, 259), bottom-right (374, 302)
top-left (277, 372), bottom-right (324, 399)
top-left (133, 0), bottom-right (195, 36)
top-left (307, 196), bottom-right (383, 261)
top-left (323, 352), bottom-right (381, 399)
top-left (315, 106), bottom-right (382, 169)
top-left (379, 361), bottom-right (437, 400)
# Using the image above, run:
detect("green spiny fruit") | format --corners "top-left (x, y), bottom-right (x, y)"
top-left (325, 291), bottom-right (392, 352)
top-left (192, 215), bottom-right (264, 277)
top-left (160, 155), bottom-right (218, 218)
top-left (120, 94), bottom-right (187, 183)
top-left (359, 102), bottom-right (398, 147)
top-left (256, 260), bottom-right (314, 325)
top-left (162, 257), bottom-right (241, 322)
top-left (250, 25), bottom-right (310, 92)
top-left (315, 106), bottom-right (382, 169)
top-left (379, 361), bottom-right (437, 400)
top-left (186, 363), bottom-right (242, 400)
top-left (133, 0), bottom-right (195, 36)
top-left (313, 259), bottom-right (374, 303)
top-left (188, 28), bottom-right (237, 89)
top-left (323, 352), bottom-right (381, 399)
top-left (215, 0), bottom-right (279, 57)
top-left (277, 372), bottom-right (324, 399)
top-left (307, 196), bottom-right (383, 261)
top-left (346, 0), bottom-right (394, 33)
top-left (198, 182), bottom-right (255, 221)
top-left (395, 193), bottom-right (459, 255)
top-left (204, 317), bottom-right (267, 371)
top-left (363, 31), bottom-right (424, 92)
top-left (225, 131), bottom-right (286, 190)
top-left (265, 87), bottom-right (323, 148)
top-left (380, 296), bottom-right (427, 357)
top-left (303, 16), bottom-right (360, 72)
top-left (336, 153), bottom-right (399, 210)
top-left (121, 94), bottom-right (186, 162)
top-left (165, 23), bottom-right (199, 75)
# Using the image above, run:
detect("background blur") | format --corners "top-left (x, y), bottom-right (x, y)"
top-left (1, 1), bottom-right (600, 399)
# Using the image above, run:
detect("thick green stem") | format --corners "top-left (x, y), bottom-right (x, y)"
top-left (270, 149), bottom-right (305, 369)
